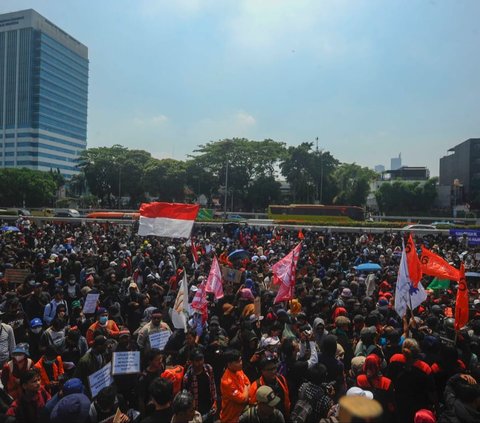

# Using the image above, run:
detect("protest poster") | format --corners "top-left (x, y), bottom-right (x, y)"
top-left (254, 297), bottom-right (261, 318)
top-left (149, 330), bottom-right (170, 350)
top-left (221, 265), bottom-right (243, 284)
top-left (89, 362), bottom-right (113, 398)
top-left (4, 269), bottom-right (30, 285)
top-left (83, 293), bottom-right (100, 314)
top-left (112, 351), bottom-right (140, 375)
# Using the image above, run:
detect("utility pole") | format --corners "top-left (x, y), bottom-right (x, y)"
top-left (224, 160), bottom-right (228, 218)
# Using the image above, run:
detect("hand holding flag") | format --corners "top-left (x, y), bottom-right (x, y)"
top-left (454, 263), bottom-right (469, 331)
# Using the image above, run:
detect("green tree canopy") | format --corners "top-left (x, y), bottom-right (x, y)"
top-left (333, 163), bottom-right (377, 206)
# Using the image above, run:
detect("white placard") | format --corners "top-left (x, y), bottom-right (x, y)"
top-left (83, 293), bottom-right (100, 314)
top-left (88, 362), bottom-right (113, 398)
top-left (149, 331), bottom-right (170, 350)
top-left (112, 351), bottom-right (140, 375)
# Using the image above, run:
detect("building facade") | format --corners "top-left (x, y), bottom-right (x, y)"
top-left (0, 9), bottom-right (88, 178)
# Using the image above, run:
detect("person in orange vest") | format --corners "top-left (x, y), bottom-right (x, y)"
top-left (86, 307), bottom-right (120, 346)
top-left (249, 356), bottom-right (290, 419)
top-left (0, 343), bottom-right (34, 400)
top-left (220, 349), bottom-right (251, 423)
top-left (34, 346), bottom-right (64, 395)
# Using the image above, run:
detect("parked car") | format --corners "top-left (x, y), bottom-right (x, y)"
top-left (431, 221), bottom-right (455, 228)
top-left (227, 214), bottom-right (247, 222)
top-left (54, 209), bottom-right (81, 218)
top-left (0, 208), bottom-right (31, 216)
top-left (402, 224), bottom-right (438, 231)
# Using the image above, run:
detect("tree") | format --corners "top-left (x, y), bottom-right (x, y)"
top-left (143, 158), bottom-right (187, 202)
top-left (333, 163), bottom-right (377, 206)
top-left (245, 176), bottom-right (282, 211)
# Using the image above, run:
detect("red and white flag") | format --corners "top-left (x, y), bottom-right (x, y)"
top-left (191, 237), bottom-right (199, 269)
top-left (138, 202), bottom-right (200, 239)
top-left (272, 242), bottom-right (302, 303)
top-left (191, 280), bottom-right (208, 323)
top-left (205, 256), bottom-right (224, 299)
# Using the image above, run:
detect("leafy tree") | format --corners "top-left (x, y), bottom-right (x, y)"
top-left (333, 163), bottom-right (377, 206)
top-left (143, 158), bottom-right (187, 202)
top-left (245, 176), bottom-right (282, 211)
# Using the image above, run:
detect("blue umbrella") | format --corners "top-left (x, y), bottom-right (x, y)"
top-left (228, 249), bottom-right (249, 261)
top-left (354, 263), bottom-right (381, 272)
top-left (0, 226), bottom-right (20, 232)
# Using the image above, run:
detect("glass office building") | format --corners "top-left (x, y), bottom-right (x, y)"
top-left (0, 9), bottom-right (88, 178)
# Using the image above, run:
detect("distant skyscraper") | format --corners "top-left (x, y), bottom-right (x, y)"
top-left (374, 164), bottom-right (385, 173)
top-left (390, 153), bottom-right (402, 171)
top-left (0, 9), bottom-right (88, 178)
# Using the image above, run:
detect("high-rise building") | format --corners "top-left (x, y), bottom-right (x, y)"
top-left (0, 9), bottom-right (88, 178)
top-left (374, 164), bottom-right (385, 173)
top-left (390, 153), bottom-right (402, 171)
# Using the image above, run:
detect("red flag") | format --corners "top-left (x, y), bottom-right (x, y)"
top-left (205, 256), bottom-right (224, 299)
top-left (298, 230), bottom-right (304, 240)
top-left (406, 234), bottom-right (422, 288)
top-left (272, 243), bottom-right (302, 303)
top-left (191, 280), bottom-right (208, 323)
top-left (420, 247), bottom-right (460, 281)
top-left (190, 238), bottom-right (199, 268)
top-left (454, 263), bottom-right (469, 331)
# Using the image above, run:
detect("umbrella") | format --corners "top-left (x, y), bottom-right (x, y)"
top-left (354, 263), bottom-right (381, 272)
top-left (466, 272), bottom-right (480, 278)
top-left (228, 249), bottom-right (249, 261)
top-left (0, 226), bottom-right (20, 232)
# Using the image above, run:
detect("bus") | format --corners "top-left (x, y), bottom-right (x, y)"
top-left (86, 211), bottom-right (139, 220)
top-left (268, 204), bottom-right (365, 222)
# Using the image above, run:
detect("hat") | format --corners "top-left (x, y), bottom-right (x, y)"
top-left (256, 385), bottom-right (280, 407)
top-left (414, 409), bottom-right (436, 423)
top-left (313, 317), bottom-right (325, 329)
top-left (12, 343), bottom-right (29, 357)
top-left (289, 299), bottom-right (302, 315)
top-left (54, 286), bottom-right (64, 294)
top-left (93, 335), bottom-right (107, 347)
top-left (346, 386), bottom-right (374, 400)
top-left (190, 285), bottom-right (198, 293)
top-left (262, 336), bottom-right (280, 347)
top-left (248, 314), bottom-right (263, 323)
top-left (341, 288), bottom-right (353, 298)
top-left (222, 303), bottom-right (234, 315)
top-left (50, 393), bottom-right (91, 423)
top-left (29, 318), bottom-right (42, 328)
top-left (350, 356), bottom-right (366, 375)
top-left (240, 288), bottom-right (255, 301)
top-left (128, 282), bottom-right (138, 289)
top-left (71, 300), bottom-right (81, 309)
top-left (190, 349), bottom-right (205, 361)
top-left (96, 307), bottom-right (107, 316)
top-left (62, 378), bottom-right (85, 395)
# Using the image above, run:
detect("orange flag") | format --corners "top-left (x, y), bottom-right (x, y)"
top-left (405, 234), bottom-right (422, 288)
top-left (420, 246), bottom-right (460, 281)
top-left (454, 263), bottom-right (469, 331)
top-left (298, 230), bottom-right (305, 240)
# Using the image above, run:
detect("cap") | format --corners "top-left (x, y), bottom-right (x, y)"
top-left (346, 386), bottom-right (374, 400)
top-left (62, 378), bottom-right (85, 395)
top-left (339, 396), bottom-right (382, 422)
top-left (50, 393), bottom-right (91, 423)
top-left (414, 409), bottom-right (437, 423)
top-left (262, 336), bottom-right (280, 347)
top-left (341, 288), bottom-right (353, 298)
top-left (222, 303), bottom-right (234, 315)
top-left (190, 348), bottom-right (205, 361)
top-left (12, 343), bottom-right (29, 357)
top-left (29, 318), bottom-right (43, 328)
top-left (93, 335), bottom-right (107, 346)
top-left (128, 282), bottom-right (138, 289)
top-left (54, 286), bottom-right (64, 294)
top-left (256, 385), bottom-right (280, 407)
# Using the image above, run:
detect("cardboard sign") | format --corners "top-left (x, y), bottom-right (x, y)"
top-left (149, 330), bottom-right (170, 350)
top-left (83, 293), bottom-right (100, 314)
top-left (112, 351), bottom-right (140, 375)
top-left (4, 268), bottom-right (30, 285)
top-left (254, 297), bottom-right (261, 318)
top-left (221, 265), bottom-right (243, 284)
top-left (89, 362), bottom-right (113, 398)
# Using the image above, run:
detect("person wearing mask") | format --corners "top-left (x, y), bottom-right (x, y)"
top-left (249, 357), bottom-right (290, 419)
top-left (43, 287), bottom-right (68, 326)
top-left (136, 308), bottom-right (172, 353)
top-left (183, 348), bottom-right (217, 423)
top-left (220, 349), bottom-right (251, 423)
top-left (140, 377), bottom-right (173, 423)
top-left (1, 343), bottom-right (34, 400)
top-left (74, 335), bottom-right (108, 390)
top-left (26, 318), bottom-right (44, 361)
top-left (24, 282), bottom-right (50, 323)
top-left (0, 311), bottom-right (16, 368)
top-left (171, 390), bottom-right (202, 423)
top-left (34, 346), bottom-right (64, 395)
top-left (86, 307), bottom-right (120, 346)
top-left (40, 317), bottom-right (66, 355)
top-left (6, 368), bottom-right (51, 423)
top-left (62, 327), bottom-right (88, 366)
top-left (240, 386), bottom-right (285, 423)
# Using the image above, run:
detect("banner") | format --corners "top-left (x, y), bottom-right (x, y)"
top-left (220, 265), bottom-right (243, 284)
top-left (83, 293), bottom-right (100, 314)
top-left (89, 362), bottom-right (113, 398)
top-left (450, 229), bottom-right (480, 246)
top-left (149, 331), bottom-right (170, 350)
top-left (4, 269), bottom-right (30, 285)
top-left (112, 351), bottom-right (140, 375)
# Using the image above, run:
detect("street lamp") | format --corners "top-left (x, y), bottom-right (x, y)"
top-left (224, 160), bottom-right (229, 218)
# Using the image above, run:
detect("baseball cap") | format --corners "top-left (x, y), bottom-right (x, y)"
top-left (346, 386), bottom-right (374, 400)
top-left (29, 318), bottom-right (43, 328)
top-left (262, 336), bottom-right (280, 347)
top-left (50, 393), bottom-right (90, 423)
top-left (62, 378), bottom-right (85, 395)
top-left (12, 343), bottom-right (30, 357)
top-left (256, 385), bottom-right (280, 407)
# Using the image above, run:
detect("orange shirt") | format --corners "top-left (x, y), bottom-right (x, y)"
top-left (86, 320), bottom-right (120, 345)
top-left (220, 368), bottom-right (250, 423)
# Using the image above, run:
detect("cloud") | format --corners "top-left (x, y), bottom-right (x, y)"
top-left (138, 0), bottom-right (214, 18)
top-left (235, 111), bottom-right (256, 126)
top-left (133, 114), bottom-right (169, 126)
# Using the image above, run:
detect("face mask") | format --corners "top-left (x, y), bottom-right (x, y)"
top-left (13, 355), bottom-right (24, 362)
top-left (31, 327), bottom-right (42, 334)
top-left (99, 316), bottom-right (108, 325)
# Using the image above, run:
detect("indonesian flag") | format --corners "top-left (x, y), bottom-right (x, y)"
top-left (406, 234), bottom-right (422, 288)
top-left (420, 246), bottom-right (460, 281)
top-left (272, 242), bottom-right (302, 304)
top-left (454, 263), bottom-right (469, 331)
top-left (171, 272), bottom-right (190, 331)
top-left (191, 237), bottom-right (199, 268)
top-left (205, 256), bottom-right (224, 299)
top-left (191, 280), bottom-right (208, 323)
top-left (394, 241), bottom-right (427, 318)
top-left (138, 202), bottom-right (200, 239)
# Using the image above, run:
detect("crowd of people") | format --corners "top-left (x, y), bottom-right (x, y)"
top-left (0, 217), bottom-right (479, 423)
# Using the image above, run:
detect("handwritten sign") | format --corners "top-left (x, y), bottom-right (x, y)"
top-left (254, 297), bottom-right (261, 318)
top-left (83, 293), bottom-right (100, 314)
top-left (89, 362), bottom-right (113, 398)
top-left (112, 351), bottom-right (140, 375)
top-left (221, 265), bottom-right (243, 284)
top-left (4, 269), bottom-right (30, 285)
top-left (149, 331), bottom-right (170, 350)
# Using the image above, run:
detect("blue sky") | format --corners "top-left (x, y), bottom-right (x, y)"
top-left (2, 0), bottom-right (480, 176)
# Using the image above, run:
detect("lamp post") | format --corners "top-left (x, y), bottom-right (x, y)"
top-left (118, 165), bottom-right (121, 209)
top-left (224, 160), bottom-right (229, 218)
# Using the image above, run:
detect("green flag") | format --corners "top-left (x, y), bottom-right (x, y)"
top-left (427, 278), bottom-right (450, 290)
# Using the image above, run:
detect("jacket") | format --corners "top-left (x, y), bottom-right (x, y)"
top-left (220, 368), bottom-right (250, 423)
